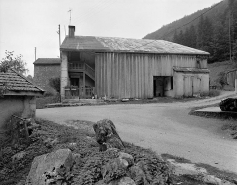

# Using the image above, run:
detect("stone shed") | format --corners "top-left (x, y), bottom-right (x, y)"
top-left (33, 58), bottom-right (61, 93)
top-left (0, 69), bottom-right (44, 139)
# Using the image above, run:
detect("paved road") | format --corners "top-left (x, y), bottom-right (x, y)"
top-left (37, 94), bottom-right (237, 174)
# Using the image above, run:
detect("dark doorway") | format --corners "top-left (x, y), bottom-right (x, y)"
top-left (70, 78), bottom-right (80, 87)
top-left (153, 77), bottom-right (165, 97)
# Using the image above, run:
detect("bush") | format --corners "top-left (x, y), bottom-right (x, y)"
top-left (36, 94), bottom-right (61, 109)
top-left (43, 91), bottom-right (55, 97)
top-left (217, 72), bottom-right (227, 89)
top-left (48, 77), bottom-right (60, 93)
top-left (200, 90), bottom-right (220, 97)
top-left (208, 89), bottom-right (221, 97)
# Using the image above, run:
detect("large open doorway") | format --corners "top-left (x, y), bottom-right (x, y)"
top-left (153, 77), bottom-right (165, 97)
top-left (153, 76), bottom-right (173, 97)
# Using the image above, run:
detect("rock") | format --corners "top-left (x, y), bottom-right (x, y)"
top-left (129, 165), bottom-right (147, 184)
top-left (95, 180), bottom-right (107, 185)
top-left (118, 152), bottom-right (134, 167)
top-left (43, 137), bottom-right (58, 148)
top-left (107, 148), bottom-right (119, 153)
top-left (202, 175), bottom-right (235, 185)
top-left (93, 119), bottom-right (124, 151)
top-left (25, 148), bottom-right (73, 185)
top-left (12, 151), bottom-right (26, 162)
top-left (69, 142), bottom-right (77, 146)
top-left (72, 153), bottom-right (81, 165)
top-left (108, 177), bottom-right (136, 185)
top-left (102, 158), bottom-right (129, 183)
top-left (86, 136), bottom-right (99, 146)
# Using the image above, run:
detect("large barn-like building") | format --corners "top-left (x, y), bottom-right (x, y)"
top-left (59, 25), bottom-right (210, 99)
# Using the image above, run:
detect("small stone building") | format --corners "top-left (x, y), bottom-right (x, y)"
top-left (0, 69), bottom-right (44, 139)
top-left (34, 58), bottom-right (61, 93)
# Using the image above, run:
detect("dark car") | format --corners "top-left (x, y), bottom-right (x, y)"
top-left (219, 98), bottom-right (237, 112)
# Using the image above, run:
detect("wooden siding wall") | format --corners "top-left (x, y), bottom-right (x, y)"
top-left (95, 53), bottom-right (205, 99)
top-left (227, 70), bottom-right (237, 87)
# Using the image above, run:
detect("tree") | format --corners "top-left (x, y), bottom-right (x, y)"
top-left (0, 50), bottom-right (28, 74)
top-left (48, 77), bottom-right (60, 93)
top-left (26, 75), bottom-right (34, 83)
top-left (173, 30), bottom-right (179, 43)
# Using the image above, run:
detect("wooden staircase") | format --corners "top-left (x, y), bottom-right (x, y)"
top-left (84, 63), bottom-right (95, 81)
top-left (69, 62), bottom-right (95, 81)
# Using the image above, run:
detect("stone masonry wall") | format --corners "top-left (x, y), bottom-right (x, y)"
top-left (34, 64), bottom-right (61, 93)
top-left (0, 96), bottom-right (36, 140)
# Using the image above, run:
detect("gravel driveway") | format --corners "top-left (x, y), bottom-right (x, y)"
top-left (37, 97), bottom-right (237, 174)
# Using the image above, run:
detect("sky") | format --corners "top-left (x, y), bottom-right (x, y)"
top-left (0, 0), bottom-right (222, 76)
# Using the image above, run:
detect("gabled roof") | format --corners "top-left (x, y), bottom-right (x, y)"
top-left (33, 58), bottom-right (61, 65)
top-left (0, 69), bottom-right (44, 96)
top-left (60, 36), bottom-right (210, 55)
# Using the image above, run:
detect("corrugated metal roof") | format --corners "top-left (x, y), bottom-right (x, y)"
top-left (0, 69), bottom-right (44, 93)
top-left (60, 36), bottom-right (210, 55)
top-left (173, 67), bottom-right (210, 74)
top-left (34, 58), bottom-right (61, 65)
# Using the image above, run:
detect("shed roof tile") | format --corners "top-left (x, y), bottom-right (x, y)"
top-left (0, 69), bottom-right (44, 93)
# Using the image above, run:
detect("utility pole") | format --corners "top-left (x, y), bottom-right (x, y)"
top-left (35, 47), bottom-right (36, 61)
top-left (229, 10), bottom-right (232, 62)
top-left (57, 24), bottom-right (61, 48)
top-left (68, 9), bottom-right (72, 25)
top-left (57, 25), bottom-right (61, 58)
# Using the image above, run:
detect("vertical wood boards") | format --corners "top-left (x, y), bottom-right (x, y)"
top-left (227, 70), bottom-right (237, 87)
top-left (95, 53), bottom-right (205, 99)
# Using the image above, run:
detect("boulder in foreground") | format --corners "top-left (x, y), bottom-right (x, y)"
top-left (25, 148), bottom-right (73, 185)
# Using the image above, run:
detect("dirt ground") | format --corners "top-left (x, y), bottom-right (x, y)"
top-left (37, 91), bottom-right (237, 175)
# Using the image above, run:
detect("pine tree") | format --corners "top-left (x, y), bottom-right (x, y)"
top-left (178, 30), bottom-right (184, 45)
top-left (189, 25), bottom-right (197, 48)
top-left (173, 30), bottom-right (179, 44)
top-left (209, 12), bottom-right (229, 62)
top-left (197, 15), bottom-right (205, 49)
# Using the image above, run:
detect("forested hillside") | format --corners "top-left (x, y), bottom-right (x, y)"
top-left (144, 0), bottom-right (237, 63)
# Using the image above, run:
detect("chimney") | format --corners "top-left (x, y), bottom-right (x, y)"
top-left (68, 25), bottom-right (75, 38)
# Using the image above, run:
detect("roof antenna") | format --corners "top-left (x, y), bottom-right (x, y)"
top-left (68, 9), bottom-right (72, 25)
